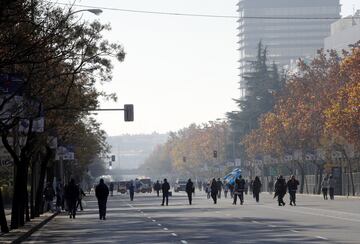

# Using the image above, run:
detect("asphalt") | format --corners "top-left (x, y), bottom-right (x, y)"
top-left (0, 193), bottom-right (360, 243)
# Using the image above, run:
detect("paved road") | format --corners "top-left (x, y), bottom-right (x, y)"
top-left (23, 191), bottom-right (360, 243)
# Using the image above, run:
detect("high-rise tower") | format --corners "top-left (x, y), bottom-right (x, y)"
top-left (237, 0), bottom-right (340, 94)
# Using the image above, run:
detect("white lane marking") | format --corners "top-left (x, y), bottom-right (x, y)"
top-left (315, 236), bottom-right (328, 240)
top-left (152, 219), bottom-right (156, 222)
top-left (268, 225), bottom-right (276, 227)
top-left (158, 223), bottom-right (162, 226)
top-left (215, 211), bottom-right (220, 213)
top-left (163, 228), bottom-right (168, 231)
top-left (172, 233), bottom-right (178, 237)
top-left (181, 240), bottom-right (188, 244)
top-left (147, 217), bottom-right (151, 219)
top-left (252, 220), bottom-right (260, 224)
top-left (259, 205), bottom-right (360, 223)
top-left (225, 213), bottom-right (230, 216)
top-left (290, 230), bottom-right (300, 233)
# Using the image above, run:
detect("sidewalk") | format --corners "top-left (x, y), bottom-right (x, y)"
top-left (0, 212), bottom-right (58, 244)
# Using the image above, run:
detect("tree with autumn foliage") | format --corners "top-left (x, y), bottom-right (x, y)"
top-left (228, 42), bottom-right (284, 168)
top-left (141, 121), bottom-right (229, 179)
top-left (243, 44), bottom-right (360, 195)
top-left (0, 0), bottom-right (124, 229)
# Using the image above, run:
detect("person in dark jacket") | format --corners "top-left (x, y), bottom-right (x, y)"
top-left (109, 182), bottom-right (114, 197)
top-left (328, 175), bottom-right (335, 200)
top-left (154, 180), bottom-right (161, 197)
top-left (321, 176), bottom-right (329, 200)
top-left (65, 179), bottom-right (79, 219)
top-left (185, 179), bottom-right (194, 205)
top-left (233, 176), bottom-right (245, 205)
top-left (287, 175), bottom-right (300, 206)
top-left (252, 176), bottom-right (262, 203)
top-left (128, 180), bottom-right (135, 201)
top-left (44, 182), bottom-right (55, 212)
top-left (274, 175), bottom-right (287, 206)
top-left (216, 178), bottom-right (223, 199)
top-left (161, 178), bottom-right (170, 206)
top-left (76, 185), bottom-right (86, 211)
top-left (210, 178), bottom-right (218, 204)
top-left (95, 178), bottom-right (109, 220)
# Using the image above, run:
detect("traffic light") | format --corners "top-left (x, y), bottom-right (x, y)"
top-left (111, 155), bottom-right (115, 161)
top-left (109, 161), bottom-right (112, 167)
top-left (213, 150), bottom-right (217, 158)
top-left (124, 104), bottom-right (134, 122)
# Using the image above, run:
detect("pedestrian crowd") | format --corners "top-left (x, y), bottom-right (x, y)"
top-left (42, 173), bottom-right (337, 221)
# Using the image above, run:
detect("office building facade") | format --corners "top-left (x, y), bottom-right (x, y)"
top-left (237, 0), bottom-right (340, 93)
top-left (324, 10), bottom-right (360, 53)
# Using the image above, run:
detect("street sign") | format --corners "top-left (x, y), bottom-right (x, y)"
top-left (47, 136), bottom-right (58, 149)
top-left (19, 117), bottom-right (44, 133)
top-left (0, 74), bottom-right (24, 94)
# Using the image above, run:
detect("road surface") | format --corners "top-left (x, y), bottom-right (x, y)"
top-left (23, 190), bottom-right (360, 243)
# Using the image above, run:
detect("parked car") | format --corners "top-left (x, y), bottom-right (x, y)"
top-left (174, 179), bottom-right (187, 192)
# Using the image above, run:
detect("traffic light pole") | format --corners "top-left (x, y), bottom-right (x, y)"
top-left (89, 104), bottom-right (134, 122)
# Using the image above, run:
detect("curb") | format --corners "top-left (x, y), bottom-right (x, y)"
top-left (2, 212), bottom-right (58, 244)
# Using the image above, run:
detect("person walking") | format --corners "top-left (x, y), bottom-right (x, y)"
top-left (252, 176), bottom-right (262, 203)
top-left (287, 175), bottom-right (299, 206)
top-left (154, 180), bottom-right (161, 197)
top-left (216, 178), bottom-right (223, 199)
top-left (95, 178), bottom-right (109, 220)
top-left (328, 175), bottom-right (335, 200)
top-left (161, 178), bottom-right (170, 206)
top-left (129, 180), bottom-right (135, 201)
top-left (204, 182), bottom-right (210, 199)
top-left (321, 176), bottom-right (329, 200)
top-left (55, 181), bottom-right (63, 213)
top-left (66, 179), bottom-right (79, 219)
top-left (76, 185), bottom-right (86, 211)
top-left (268, 178), bottom-right (274, 194)
top-left (224, 183), bottom-right (229, 199)
top-left (274, 175), bottom-right (287, 206)
top-left (210, 178), bottom-right (218, 204)
top-left (44, 182), bottom-right (55, 212)
top-left (233, 176), bottom-right (245, 205)
top-left (185, 179), bottom-right (194, 205)
top-left (109, 182), bottom-right (114, 197)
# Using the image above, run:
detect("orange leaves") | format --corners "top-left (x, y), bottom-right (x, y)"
top-left (243, 45), bottom-right (360, 160)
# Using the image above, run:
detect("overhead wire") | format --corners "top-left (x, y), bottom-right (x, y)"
top-left (53, 2), bottom-right (357, 20)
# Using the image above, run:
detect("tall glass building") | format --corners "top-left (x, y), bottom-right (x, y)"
top-left (237, 0), bottom-right (340, 93)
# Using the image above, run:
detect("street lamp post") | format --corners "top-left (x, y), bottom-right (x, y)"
top-left (70, 9), bottom-right (103, 16)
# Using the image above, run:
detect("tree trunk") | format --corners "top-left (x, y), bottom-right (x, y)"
top-left (347, 158), bottom-right (355, 196)
top-left (30, 162), bottom-right (35, 219)
top-left (19, 162), bottom-right (28, 226)
top-left (314, 167), bottom-right (319, 194)
top-left (34, 147), bottom-right (52, 217)
top-left (0, 188), bottom-right (9, 233)
top-left (342, 149), bottom-right (355, 196)
top-left (296, 161), bottom-right (305, 194)
top-left (317, 167), bottom-right (323, 195)
top-left (11, 164), bottom-right (23, 229)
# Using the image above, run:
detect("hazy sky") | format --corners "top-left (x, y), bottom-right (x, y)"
top-left (65, 0), bottom-right (359, 136)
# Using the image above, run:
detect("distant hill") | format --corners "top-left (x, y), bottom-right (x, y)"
top-left (107, 133), bottom-right (168, 169)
